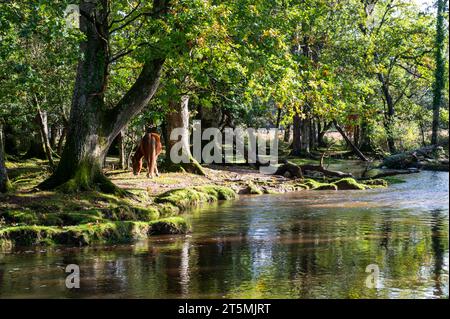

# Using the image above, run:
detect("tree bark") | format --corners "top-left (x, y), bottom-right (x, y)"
top-left (0, 123), bottom-right (12, 193)
top-left (318, 120), bottom-right (332, 148)
top-left (57, 126), bottom-right (67, 155)
top-left (300, 116), bottom-right (310, 154)
top-left (291, 113), bottom-right (302, 156)
top-left (118, 130), bottom-right (126, 170)
top-left (36, 108), bottom-right (55, 167)
top-left (275, 107), bottom-right (282, 129)
top-left (431, 0), bottom-right (447, 145)
top-left (378, 72), bottom-right (396, 153)
top-left (284, 125), bottom-right (291, 143)
top-left (39, 0), bottom-right (167, 193)
top-left (164, 96), bottom-right (204, 175)
top-left (50, 124), bottom-right (58, 149)
top-left (334, 121), bottom-right (369, 162)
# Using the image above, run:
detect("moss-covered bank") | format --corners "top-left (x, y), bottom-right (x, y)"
top-left (0, 218), bottom-right (190, 248)
top-left (1, 184), bottom-right (237, 249)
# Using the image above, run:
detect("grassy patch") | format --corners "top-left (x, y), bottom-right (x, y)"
top-left (155, 185), bottom-right (237, 210)
top-left (149, 217), bottom-right (191, 235)
top-left (303, 179), bottom-right (337, 190)
top-left (332, 178), bottom-right (367, 190)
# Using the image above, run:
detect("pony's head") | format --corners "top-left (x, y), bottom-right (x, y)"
top-left (131, 154), bottom-right (142, 176)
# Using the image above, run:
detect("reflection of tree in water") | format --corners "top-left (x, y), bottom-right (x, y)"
top-left (430, 209), bottom-right (445, 296)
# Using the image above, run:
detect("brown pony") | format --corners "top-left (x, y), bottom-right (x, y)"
top-left (132, 133), bottom-right (162, 178)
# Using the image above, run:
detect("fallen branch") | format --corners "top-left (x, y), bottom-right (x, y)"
top-left (333, 120), bottom-right (369, 162)
top-left (300, 164), bottom-right (353, 178)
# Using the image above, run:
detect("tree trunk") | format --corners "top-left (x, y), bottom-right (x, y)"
top-left (431, 0), bottom-right (447, 145)
top-left (275, 107), bottom-right (282, 129)
top-left (291, 113), bottom-right (302, 156)
top-left (36, 108), bottom-right (55, 167)
top-left (284, 125), bottom-right (291, 143)
top-left (57, 126), bottom-right (67, 155)
top-left (309, 118), bottom-right (317, 150)
top-left (0, 123), bottom-right (12, 193)
top-left (39, 0), bottom-right (167, 193)
top-left (164, 96), bottom-right (204, 175)
top-left (300, 117), bottom-right (310, 154)
top-left (318, 120), bottom-right (332, 148)
top-left (378, 73), bottom-right (396, 153)
top-left (334, 121), bottom-right (369, 162)
top-left (118, 130), bottom-right (126, 170)
top-left (359, 120), bottom-right (373, 152)
top-left (50, 124), bottom-right (58, 149)
top-left (24, 133), bottom-right (47, 159)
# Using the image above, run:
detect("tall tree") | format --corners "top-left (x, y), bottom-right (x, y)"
top-left (431, 0), bottom-right (448, 145)
top-left (40, 0), bottom-right (169, 193)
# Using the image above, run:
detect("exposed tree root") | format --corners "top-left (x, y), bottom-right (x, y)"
top-left (162, 156), bottom-right (206, 176)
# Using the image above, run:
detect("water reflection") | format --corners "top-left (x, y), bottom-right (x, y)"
top-left (0, 171), bottom-right (448, 298)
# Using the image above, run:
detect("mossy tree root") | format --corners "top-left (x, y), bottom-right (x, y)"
top-left (38, 161), bottom-right (128, 196)
top-left (162, 156), bottom-right (206, 176)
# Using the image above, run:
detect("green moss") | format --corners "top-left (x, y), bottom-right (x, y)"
top-left (149, 217), bottom-right (190, 235)
top-left (134, 207), bottom-right (160, 221)
top-left (332, 178), bottom-right (367, 190)
top-left (0, 225), bottom-right (62, 247)
top-left (1, 209), bottom-right (39, 225)
top-left (363, 179), bottom-right (388, 188)
top-left (243, 182), bottom-right (263, 195)
top-left (303, 178), bottom-right (337, 190)
top-left (315, 184), bottom-right (338, 190)
top-left (155, 185), bottom-right (236, 210)
top-left (61, 221), bottom-right (151, 245)
top-left (0, 218), bottom-right (191, 248)
top-left (194, 185), bottom-right (237, 200)
top-left (156, 203), bottom-right (180, 217)
top-left (263, 188), bottom-right (281, 194)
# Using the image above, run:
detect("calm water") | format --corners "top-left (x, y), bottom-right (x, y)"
top-left (0, 171), bottom-right (448, 299)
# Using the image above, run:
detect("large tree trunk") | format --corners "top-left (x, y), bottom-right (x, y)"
top-left (164, 96), bottom-right (204, 175)
top-left (431, 0), bottom-right (447, 145)
top-left (39, 0), bottom-right (166, 193)
top-left (300, 117), bottom-right (310, 154)
top-left (0, 123), bottom-right (12, 193)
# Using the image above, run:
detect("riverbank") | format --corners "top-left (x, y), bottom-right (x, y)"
top-left (1, 158), bottom-right (392, 249)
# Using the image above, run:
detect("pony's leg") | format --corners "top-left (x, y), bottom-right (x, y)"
top-left (147, 155), bottom-right (153, 178)
top-left (138, 159), bottom-right (143, 175)
top-left (154, 159), bottom-right (160, 177)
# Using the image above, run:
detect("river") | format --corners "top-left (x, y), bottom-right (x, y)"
top-left (0, 171), bottom-right (448, 298)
